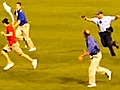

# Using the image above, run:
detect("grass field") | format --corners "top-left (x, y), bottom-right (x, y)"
top-left (0, 0), bottom-right (120, 90)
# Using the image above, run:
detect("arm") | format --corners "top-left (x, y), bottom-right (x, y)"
top-left (14, 20), bottom-right (21, 28)
top-left (115, 15), bottom-right (120, 20)
top-left (78, 37), bottom-right (95, 61)
top-left (78, 51), bottom-right (90, 61)
top-left (1, 31), bottom-right (13, 36)
top-left (81, 16), bottom-right (95, 22)
top-left (12, 21), bottom-right (15, 26)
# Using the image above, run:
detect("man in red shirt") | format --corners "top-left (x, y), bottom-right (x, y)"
top-left (1, 18), bottom-right (37, 70)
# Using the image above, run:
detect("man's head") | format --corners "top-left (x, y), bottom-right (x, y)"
top-left (2, 18), bottom-right (9, 26)
top-left (84, 29), bottom-right (90, 38)
top-left (96, 11), bottom-right (103, 19)
top-left (16, 2), bottom-right (22, 10)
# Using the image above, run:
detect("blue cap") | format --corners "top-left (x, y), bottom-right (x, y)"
top-left (97, 11), bottom-right (103, 15)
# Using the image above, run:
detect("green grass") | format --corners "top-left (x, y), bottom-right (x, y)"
top-left (0, 0), bottom-right (120, 90)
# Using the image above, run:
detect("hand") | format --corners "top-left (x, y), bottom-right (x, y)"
top-left (1, 31), bottom-right (5, 35)
top-left (81, 15), bottom-right (87, 20)
top-left (78, 55), bottom-right (83, 61)
top-left (116, 15), bottom-right (120, 18)
top-left (81, 15), bottom-right (85, 18)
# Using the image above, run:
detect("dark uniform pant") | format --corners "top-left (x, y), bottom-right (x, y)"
top-left (99, 31), bottom-right (115, 56)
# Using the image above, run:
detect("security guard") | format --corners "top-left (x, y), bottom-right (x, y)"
top-left (82, 11), bottom-right (120, 56)
top-left (14, 2), bottom-right (36, 51)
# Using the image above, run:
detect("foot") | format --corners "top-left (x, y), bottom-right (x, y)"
top-left (87, 83), bottom-right (96, 88)
top-left (112, 41), bottom-right (119, 49)
top-left (32, 59), bottom-right (37, 69)
top-left (3, 62), bottom-right (14, 71)
top-left (29, 47), bottom-right (36, 52)
top-left (106, 71), bottom-right (112, 81)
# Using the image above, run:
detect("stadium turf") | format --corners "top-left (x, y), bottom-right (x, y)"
top-left (0, 0), bottom-right (120, 90)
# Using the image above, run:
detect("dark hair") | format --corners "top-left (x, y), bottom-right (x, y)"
top-left (2, 18), bottom-right (9, 24)
top-left (16, 2), bottom-right (21, 6)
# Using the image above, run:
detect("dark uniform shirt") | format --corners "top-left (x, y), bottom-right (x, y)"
top-left (17, 9), bottom-right (28, 26)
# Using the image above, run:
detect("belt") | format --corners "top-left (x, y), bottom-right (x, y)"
top-left (90, 51), bottom-right (100, 56)
top-left (90, 51), bottom-right (100, 59)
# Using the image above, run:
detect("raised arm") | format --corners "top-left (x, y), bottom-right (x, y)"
top-left (14, 20), bottom-right (21, 28)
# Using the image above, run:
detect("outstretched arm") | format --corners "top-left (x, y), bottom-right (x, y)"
top-left (81, 16), bottom-right (95, 22)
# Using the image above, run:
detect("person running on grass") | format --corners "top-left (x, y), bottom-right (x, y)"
top-left (1, 18), bottom-right (37, 70)
top-left (78, 29), bottom-right (112, 88)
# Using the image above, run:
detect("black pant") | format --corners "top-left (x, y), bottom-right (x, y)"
top-left (99, 31), bottom-right (115, 56)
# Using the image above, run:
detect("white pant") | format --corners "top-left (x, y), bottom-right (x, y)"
top-left (89, 52), bottom-right (110, 84)
top-left (16, 23), bottom-right (35, 49)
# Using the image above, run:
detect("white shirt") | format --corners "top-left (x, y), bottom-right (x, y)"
top-left (92, 16), bottom-right (115, 32)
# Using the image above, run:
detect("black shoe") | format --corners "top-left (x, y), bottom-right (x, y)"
top-left (112, 41), bottom-right (119, 49)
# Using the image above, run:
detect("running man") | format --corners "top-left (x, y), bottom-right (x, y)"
top-left (82, 11), bottom-right (120, 56)
top-left (1, 18), bottom-right (37, 70)
top-left (14, 2), bottom-right (36, 51)
top-left (78, 29), bottom-right (112, 88)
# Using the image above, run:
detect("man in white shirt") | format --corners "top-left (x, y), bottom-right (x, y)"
top-left (82, 11), bottom-right (120, 56)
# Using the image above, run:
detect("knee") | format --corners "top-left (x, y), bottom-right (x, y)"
top-left (1, 49), bottom-right (8, 54)
top-left (103, 44), bottom-right (108, 47)
top-left (89, 67), bottom-right (93, 73)
top-left (89, 67), bottom-right (96, 75)
top-left (15, 32), bottom-right (20, 38)
top-left (24, 37), bottom-right (29, 41)
top-left (20, 53), bottom-right (24, 57)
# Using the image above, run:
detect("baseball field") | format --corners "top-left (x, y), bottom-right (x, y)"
top-left (0, 0), bottom-right (120, 90)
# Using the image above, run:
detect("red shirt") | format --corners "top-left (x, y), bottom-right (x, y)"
top-left (6, 24), bottom-right (17, 45)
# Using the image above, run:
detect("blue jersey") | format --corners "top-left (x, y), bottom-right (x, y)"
top-left (17, 9), bottom-right (28, 26)
top-left (86, 36), bottom-right (100, 56)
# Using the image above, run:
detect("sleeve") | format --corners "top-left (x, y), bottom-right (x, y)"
top-left (108, 16), bottom-right (115, 21)
top-left (92, 18), bottom-right (98, 24)
top-left (18, 12), bottom-right (24, 21)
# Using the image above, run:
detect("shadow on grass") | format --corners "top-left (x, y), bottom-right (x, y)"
top-left (58, 49), bottom-right (83, 54)
top-left (57, 77), bottom-right (88, 86)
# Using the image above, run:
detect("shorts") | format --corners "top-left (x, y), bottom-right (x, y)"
top-left (3, 42), bottom-right (23, 55)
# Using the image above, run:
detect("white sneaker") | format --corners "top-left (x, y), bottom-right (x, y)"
top-left (107, 71), bottom-right (112, 81)
top-left (3, 62), bottom-right (14, 71)
top-left (87, 83), bottom-right (96, 88)
top-left (32, 59), bottom-right (37, 69)
top-left (29, 47), bottom-right (36, 52)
